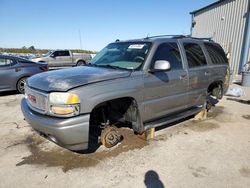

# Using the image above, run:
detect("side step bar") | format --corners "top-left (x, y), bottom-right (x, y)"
top-left (144, 107), bottom-right (202, 131)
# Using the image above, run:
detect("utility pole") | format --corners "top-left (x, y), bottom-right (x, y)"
top-left (78, 29), bottom-right (83, 50)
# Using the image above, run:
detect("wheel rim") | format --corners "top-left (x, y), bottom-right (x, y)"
top-left (77, 61), bottom-right (84, 66)
top-left (18, 78), bottom-right (26, 93)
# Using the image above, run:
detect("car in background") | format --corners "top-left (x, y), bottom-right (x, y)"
top-left (0, 55), bottom-right (48, 94)
top-left (32, 50), bottom-right (92, 68)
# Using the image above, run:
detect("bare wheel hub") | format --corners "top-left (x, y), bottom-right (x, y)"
top-left (101, 127), bottom-right (122, 148)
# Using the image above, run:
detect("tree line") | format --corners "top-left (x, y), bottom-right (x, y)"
top-left (0, 46), bottom-right (96, 54)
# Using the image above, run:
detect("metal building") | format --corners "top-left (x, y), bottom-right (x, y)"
top-left (190, 0), bottom-right (250, 74)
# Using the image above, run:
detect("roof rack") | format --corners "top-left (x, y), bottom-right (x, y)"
top-left (144, 35), bottom-right (213, 41)
top-left (184, 36), bottom-right (213, 41)
top-left (144, 35), bottom-right (186, 39)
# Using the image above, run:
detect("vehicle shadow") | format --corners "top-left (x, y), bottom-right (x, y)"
top-left (227, 97), bottom-right (250, 105)
top-left (144, 170), bottom-right (165, 188)
top-left (0, 90), bottom-right (20, 97)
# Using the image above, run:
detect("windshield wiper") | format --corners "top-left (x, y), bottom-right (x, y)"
top-left (87, 63), bottom-right (132, 71)
top-left (97, 64), bottom-right (120, 70)
top-left (96, 64), bottom-right (132, 71)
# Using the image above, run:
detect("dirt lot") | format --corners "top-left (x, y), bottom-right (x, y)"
top-left (0, 85), bottom-right (250, 188)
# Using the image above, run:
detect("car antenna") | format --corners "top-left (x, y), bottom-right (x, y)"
top-left (145, 33), bottom-right (150, 39)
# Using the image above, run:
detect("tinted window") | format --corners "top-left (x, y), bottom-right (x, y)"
top-left (204, 42), bottom-right (228, 64)
top-left (184, 43), bottom-right (207, 68)
top-left (0, 58), bottom-right (13, 67)
top-left (153, 43), bottom-right (183, 70)
top-left (52, 51), bottom-right (70, 57)
top-left (58, 51), bottom-right (70, 56)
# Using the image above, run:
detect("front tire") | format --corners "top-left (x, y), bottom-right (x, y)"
top-left (17, 77), bottom-right (27, 94)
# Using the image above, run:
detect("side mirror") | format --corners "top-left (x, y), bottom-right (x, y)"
top-left (50, 54), bottom-right (55, 58)
top-left (151, 60), bottom-right (171, 72)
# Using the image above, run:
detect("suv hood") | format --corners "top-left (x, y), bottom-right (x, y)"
top-left (27, 66), bottom-right (131, 92)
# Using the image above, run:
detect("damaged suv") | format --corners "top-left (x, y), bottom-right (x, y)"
top-left (21, 35), bottom-right (229, 151)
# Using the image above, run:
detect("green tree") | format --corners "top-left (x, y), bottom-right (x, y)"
top-left (28, 46), bottom-right (35, 51)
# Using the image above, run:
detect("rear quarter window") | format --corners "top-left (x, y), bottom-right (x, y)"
top-left (204, 42), bottom-right (228, 65)
top-left (183, 43), bottom-right (207, 68)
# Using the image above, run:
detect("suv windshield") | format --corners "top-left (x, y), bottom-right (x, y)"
top-left (90, 42), bottom-right (151, 70)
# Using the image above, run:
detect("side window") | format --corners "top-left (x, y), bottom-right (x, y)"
top-left (153, 42), bottom-right (183, 70)
top-left (183, 43), bottom-right (207, 68)
top-left (204, 42), bottom-right (228, 64)
top-left (0, 58), bottom-right (13, 67)
top-left (52, 51), bottom-right (58, 57)
top-left (58, 51), bottom-right (70, 56)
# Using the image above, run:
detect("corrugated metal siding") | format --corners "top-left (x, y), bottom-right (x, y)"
top-left (248, 48), bottom-right (250, 62)
top-left (192, 0), bottom-right (249, 74)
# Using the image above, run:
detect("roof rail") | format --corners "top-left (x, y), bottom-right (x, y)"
top-left (144, 35), bottom-right (186, 39)
top-left (144, 35), bottom-right (213, 41)
top-left (186, 36), bottom-right (213, 41)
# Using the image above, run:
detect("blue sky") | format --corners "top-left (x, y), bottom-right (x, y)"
top-left (0, 0), bottom-right (215, 51)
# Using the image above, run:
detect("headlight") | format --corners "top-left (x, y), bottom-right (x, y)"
top-left (48, 92), bottom-right (80, 117)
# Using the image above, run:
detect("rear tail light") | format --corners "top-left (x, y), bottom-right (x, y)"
top-left (39, 66), bottom-right (48, 71)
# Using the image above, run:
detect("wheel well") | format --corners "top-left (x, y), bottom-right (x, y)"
top-left (207, 81), bottom-right (224, 99)
top-left (207, 81), bottom-right (223, 93)
top-left (76, 60), bottom-right (86, 65)
top-left (90, 97), bottom-right (141, 131)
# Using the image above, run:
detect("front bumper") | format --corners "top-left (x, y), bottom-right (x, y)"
top-left (21, 98), bottom-right (90, 151)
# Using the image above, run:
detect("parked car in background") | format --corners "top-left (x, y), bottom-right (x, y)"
top-left (0, 55), bottom-right (48, 93)
top-left (21, 35), bottom-right (229, 151)
top-left (31, 50), bottom-right (92, 67)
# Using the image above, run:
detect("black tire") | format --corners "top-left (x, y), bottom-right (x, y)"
top-left (76, 61), bottom-right (85, 66)
top-left (17, 77), bottom-right (27, 94)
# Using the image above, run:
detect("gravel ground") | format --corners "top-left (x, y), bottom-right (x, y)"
top-left (0, 85), bottom-right (250, 188)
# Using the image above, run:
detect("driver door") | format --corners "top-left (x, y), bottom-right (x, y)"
top-left (143, 42), bottom-right (189, 122)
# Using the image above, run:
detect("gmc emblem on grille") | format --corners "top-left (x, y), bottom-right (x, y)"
top-left (28, 94), bottom-right (36, 103)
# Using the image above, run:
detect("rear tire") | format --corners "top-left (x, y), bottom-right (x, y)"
top-left (17, 77), bottom-right (27, 94)
top-left (76, 61), bottom-right (85, 66)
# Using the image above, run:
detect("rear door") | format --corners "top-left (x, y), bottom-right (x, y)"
top-left (180, 41), bottom-right (210, 107)
top-left (143, 42), bottom-right (189, 122)
top-left (203, 42), bottom-right (229, 91)
top-left (0, 57), bottom-right (17, 91)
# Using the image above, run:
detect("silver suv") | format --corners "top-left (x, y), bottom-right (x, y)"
top-left (21, 35), bottom-right (229, 151)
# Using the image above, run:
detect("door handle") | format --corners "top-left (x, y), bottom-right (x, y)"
top-left (205, 71), bottom-right (210, 76)
top-left (15, 68), bottom-right (21, 72)
top-left (180, 74), bottom-right (187, 80)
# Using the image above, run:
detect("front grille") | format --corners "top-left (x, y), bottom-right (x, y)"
top-left (25, 86), bottom-right (48, 114)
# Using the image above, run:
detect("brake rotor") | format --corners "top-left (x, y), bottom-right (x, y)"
top-left (101, 127), bottom-right (122, 148)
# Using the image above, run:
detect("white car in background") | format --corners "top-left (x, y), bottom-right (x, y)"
top-left (32, 50), bottom-right (92, 67)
